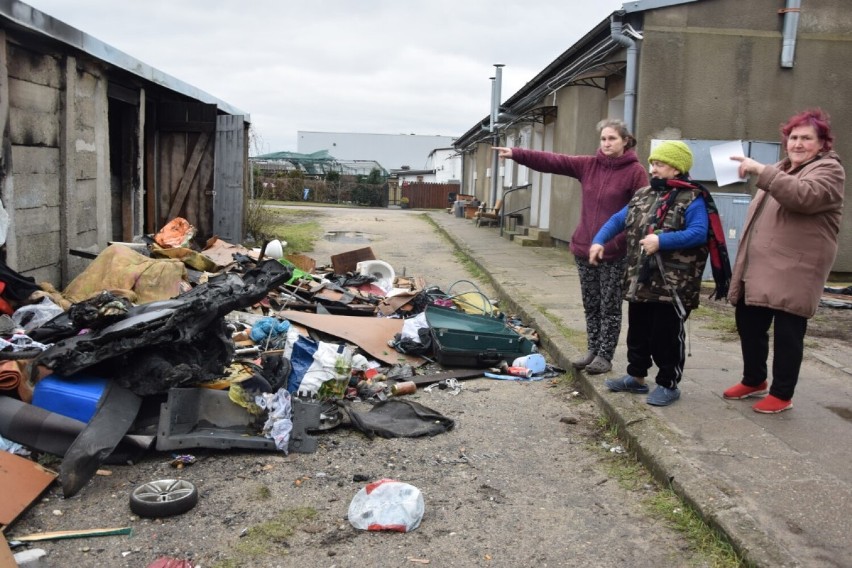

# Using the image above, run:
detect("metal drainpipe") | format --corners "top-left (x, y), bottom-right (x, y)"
top-left (490, 65), bottom-right (504, 208)
top-left (610, 12), bottom-right (638, 134)
top-left (780, 0), bottom-right (801, 68)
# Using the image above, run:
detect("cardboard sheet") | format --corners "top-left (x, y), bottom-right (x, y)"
top-left (279, 310), bottom-right (425, 367)
top-left (0, 451), bottom-right (57, 529)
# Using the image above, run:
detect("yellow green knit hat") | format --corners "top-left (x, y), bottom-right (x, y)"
top-left (648, 140), bottom-right (693, 174)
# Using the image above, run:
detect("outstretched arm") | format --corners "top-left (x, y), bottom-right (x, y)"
top-left (493, 146), bottom-right (513, 160)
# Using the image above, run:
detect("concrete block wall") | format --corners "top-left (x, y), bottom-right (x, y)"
top-left (5, 43), bottom-right (63, 285)
top-left (3, 39), bottom-right (111, 287)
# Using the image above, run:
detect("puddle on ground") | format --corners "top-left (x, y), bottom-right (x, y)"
top-left (323, 231), bottom-right (372, 244)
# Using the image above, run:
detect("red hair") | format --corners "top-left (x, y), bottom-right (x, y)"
top-left (781, 108), bottom-right (834, 151)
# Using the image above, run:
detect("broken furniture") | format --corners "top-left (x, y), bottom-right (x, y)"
top-left (475, 199), bottom-right (503, 227)
top-left (452, 194), bottom-right (475, 217)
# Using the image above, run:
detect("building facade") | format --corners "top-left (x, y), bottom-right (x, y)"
top-left (455, 0), bottom-right (852, 272)
top-left (1, 1), bottom-right (250, 286)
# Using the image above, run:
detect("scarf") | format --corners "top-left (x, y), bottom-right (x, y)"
top-left (648, 176), bottom-right (732, 300)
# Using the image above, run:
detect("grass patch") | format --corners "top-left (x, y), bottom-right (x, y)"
top-left (252, 484), bottom-right (272, 501)
top-left (644, 490), bottom-right (743, 567)
top-left (591, 416), bottom-right (744, 567)
top-left (211, 507), bottom-right (318, 566)
top-left (534, 303), bottom-right (587, 352)
top-left (256, 208), bottom-right (324, 253)
top-left (422, 213), bottom-right (490, 283)
top-left (452, 250), bottom-right (487, 281)
top-left (692, 304), bottom-right (737, 337)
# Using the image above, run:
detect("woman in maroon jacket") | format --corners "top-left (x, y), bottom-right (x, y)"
top-left (494, 119), bottom-right (647, 374)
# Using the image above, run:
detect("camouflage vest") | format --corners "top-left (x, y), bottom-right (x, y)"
top-left (622, 186), bottom-right (708, 309)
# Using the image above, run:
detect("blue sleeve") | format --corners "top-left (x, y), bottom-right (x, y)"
top-left (592, 206), bottom-right (628, 245)
top-left (657, 196), bottom-right (708, 250)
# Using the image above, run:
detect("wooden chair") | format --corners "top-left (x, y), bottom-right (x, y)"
top-left (475, 199), bottom-right (503, 227)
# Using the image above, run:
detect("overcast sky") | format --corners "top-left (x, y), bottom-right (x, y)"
top-left (25, 0), bottom-right (626, 156)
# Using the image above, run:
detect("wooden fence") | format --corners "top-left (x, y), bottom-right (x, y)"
top-left (400, 182), bottom-right (461, 209)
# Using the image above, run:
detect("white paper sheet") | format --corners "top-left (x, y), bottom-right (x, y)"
top-left (710, 141), bottom-right (747, 186)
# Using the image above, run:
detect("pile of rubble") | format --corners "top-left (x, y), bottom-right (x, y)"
top-left (0, 217), bottom-right (549, 542)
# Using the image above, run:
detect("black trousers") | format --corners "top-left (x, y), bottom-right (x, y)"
top-left (735, 300), bottom-right (808, 401)
top-left (626, 301), bottom-right (688, 389)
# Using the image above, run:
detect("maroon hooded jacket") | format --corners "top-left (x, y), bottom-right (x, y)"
top-left (509, 147), bottom-right (647, 261)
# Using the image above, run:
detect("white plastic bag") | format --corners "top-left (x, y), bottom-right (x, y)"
top-left (399, 312), bottom-right (429, 343)
top-left (348, 479), bottom-right (424, 532)
top-left (297, 342), bottom-right (352, 397)
top-left (12, 297), bottom-right (64, 333)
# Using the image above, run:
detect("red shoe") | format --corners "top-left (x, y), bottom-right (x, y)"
top-left (752, 394), bottom-right (793, 414)
top-left (723, 381), bottom-right (768, 400)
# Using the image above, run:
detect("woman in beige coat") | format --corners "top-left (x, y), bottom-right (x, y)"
top-left (724, 108), bottom-right (845, 413)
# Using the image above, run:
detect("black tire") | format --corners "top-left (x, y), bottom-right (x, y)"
top-left (129, 479), bottom-right (198, 518)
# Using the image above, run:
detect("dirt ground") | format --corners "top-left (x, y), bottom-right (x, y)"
top-left (5, 206), bottom-right (776, 567)
top-left (693, 283), bottom-right (852, 372)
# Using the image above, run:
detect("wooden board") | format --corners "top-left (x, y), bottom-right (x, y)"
top-left (0, 452), bottom-right (57, 529)
top-left (330, 247), bottom-right (375, 275)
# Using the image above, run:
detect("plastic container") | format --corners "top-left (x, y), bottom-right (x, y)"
top-left (32, 373), bottom-right (108, 423)
top-left (512, 353), bottom-right (547, 374)
top-left (348, 479), bottom-right (424, 532)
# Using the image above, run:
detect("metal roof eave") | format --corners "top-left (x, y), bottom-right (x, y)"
top-left (1, 0), bottom-right (250, 121)
top-left (621, 0), bottom-right (700, 14)
top-left (454, 14), bottom-right (619, 149)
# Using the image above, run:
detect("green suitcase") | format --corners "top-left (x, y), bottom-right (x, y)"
top-left (424, 305), bottom-right (536, 368)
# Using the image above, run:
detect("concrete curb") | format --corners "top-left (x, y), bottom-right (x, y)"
top-left (434, 220), bottom-right (800, 568)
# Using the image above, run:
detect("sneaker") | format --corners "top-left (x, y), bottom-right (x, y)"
top-left (752, 394), bottom-right (792, 414)
top-left (647, 385), bottom-right (681, 406)
top-left (585, 356), bottom-right (612, 375)
top-left (604, 375), bottom-right (649, 394)
top-left (723, 381), bottom-right (769, 400)
top-left (571, 351), bottom-right (596, 369)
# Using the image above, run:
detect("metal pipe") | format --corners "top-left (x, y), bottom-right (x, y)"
top-left (780, 0), bottom-right (801, 68)
top-left (490, 64), bottom-right (504, 207)
top-left (610, 12), bottom-right (639, 134)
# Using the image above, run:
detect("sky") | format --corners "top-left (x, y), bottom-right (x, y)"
top-left (25, 0), bottom-right (626, 156)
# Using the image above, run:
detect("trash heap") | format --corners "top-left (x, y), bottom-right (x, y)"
top-left (0, 216), bottom-right (555, 539)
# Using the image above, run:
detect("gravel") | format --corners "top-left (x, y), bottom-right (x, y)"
top-left (8, 207), bottom-right (710, 567)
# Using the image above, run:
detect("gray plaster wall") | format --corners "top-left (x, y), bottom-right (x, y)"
top-left (634, 0), bottom-right (852, 271)
top-left (546, 86), bottom-right (611, 246)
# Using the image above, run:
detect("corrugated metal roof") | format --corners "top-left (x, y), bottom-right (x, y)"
top-left (0, 0), bottom-right (249, 120)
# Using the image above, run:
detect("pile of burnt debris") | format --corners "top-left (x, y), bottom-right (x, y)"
top-left (0, 217), bottom-right (547, 534)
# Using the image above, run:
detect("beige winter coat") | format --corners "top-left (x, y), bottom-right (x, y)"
top-left (728, 151), bottom-right (845, 318)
